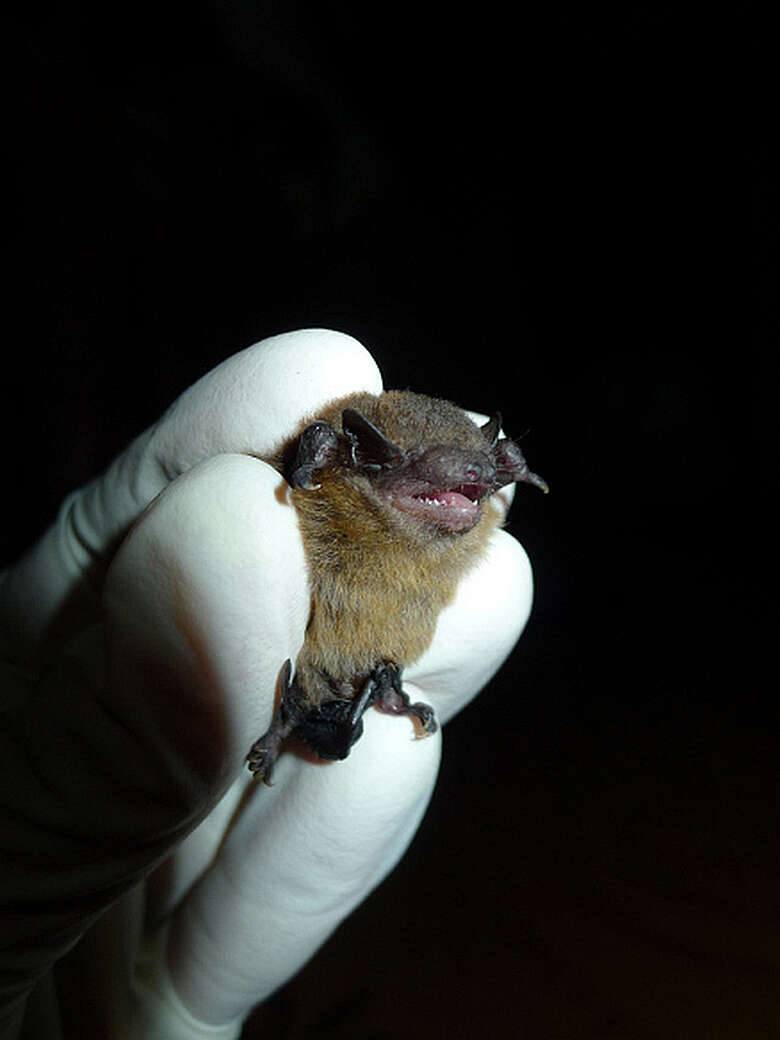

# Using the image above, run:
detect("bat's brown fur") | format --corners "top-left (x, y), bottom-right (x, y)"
top-left (268, 390), bottom-right (504, 706)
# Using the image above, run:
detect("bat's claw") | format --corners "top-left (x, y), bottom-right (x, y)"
top-left (371, 662), bottom-right (438, 737)
top-left (246, 741), bottom-right (277, 786)
top-left (287, 421), bottom-right (340, 490)
top-left (407, 701), bottom-right (438, 737)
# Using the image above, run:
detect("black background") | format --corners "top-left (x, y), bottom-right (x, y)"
top-left (2, 4), bottom-right (774, 1037)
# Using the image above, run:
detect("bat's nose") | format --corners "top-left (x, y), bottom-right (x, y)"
top-left (419, 448), bottom-right (496, 488)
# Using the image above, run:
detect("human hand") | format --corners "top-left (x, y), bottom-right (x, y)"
top-left (0, 330), bottom-right (533, 1038)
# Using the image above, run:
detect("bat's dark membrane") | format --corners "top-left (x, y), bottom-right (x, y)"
top-left (247, 390), bottom-right (547, 783)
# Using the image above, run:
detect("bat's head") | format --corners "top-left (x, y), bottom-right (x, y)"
top-left (287, 390), bottom-right (548, 540)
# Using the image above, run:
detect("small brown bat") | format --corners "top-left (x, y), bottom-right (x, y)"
top-left (246, 389), bottom-right (548, 783)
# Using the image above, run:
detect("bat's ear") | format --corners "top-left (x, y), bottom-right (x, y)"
top-left (287, 420), bottom-right (340, 489)
top-left (342, 409), bottom-right (403, 469)
top-left (493, 437), bottom-right (550, 494)
top-left (480, 413), bottom-right (502, 447)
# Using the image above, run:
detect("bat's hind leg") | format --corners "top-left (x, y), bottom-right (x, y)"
top-left (371, 662), bottom-right (438, 737)
top-left (293, 663), bottom-right (436, 760)
top-left (247, 661), bottom-right (438, 783)
top-left (246, 659), bottom-right (306, 785)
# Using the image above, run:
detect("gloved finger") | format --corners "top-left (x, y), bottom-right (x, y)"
top-left (147, 328), bottom-right (382, 478)
top-left (102, 451), bottom-right (310, 800)
top-left (0, 329), bottom-right (381, 665)
top-left (0, 454), bottom-right (308, 1025)
top-left (406, 528), bottom-right (534, 725)
top-left (160, 707), bottom-right (441, 1028)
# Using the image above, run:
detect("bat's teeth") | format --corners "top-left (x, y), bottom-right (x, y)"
top-left (388, 487), bottom-right (482, 532)
top-left (419, 492), bottom-right (481, 506)
top-left (456, 483), bottom-right (487, 504)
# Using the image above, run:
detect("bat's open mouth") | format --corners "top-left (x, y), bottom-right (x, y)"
top-left (386, 483), bottom-right (486, 532)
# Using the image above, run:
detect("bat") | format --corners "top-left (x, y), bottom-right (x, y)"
top-left (246, 389), bottom-right (548, 783)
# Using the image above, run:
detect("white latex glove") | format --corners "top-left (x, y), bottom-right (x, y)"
top-left (0, 329), bottom-right (533, 1038)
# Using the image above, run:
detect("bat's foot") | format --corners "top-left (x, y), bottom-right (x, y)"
top-left (371, 662), bottom-right (438, 737)
top-left (246, 741), bottom-right (279, 786)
